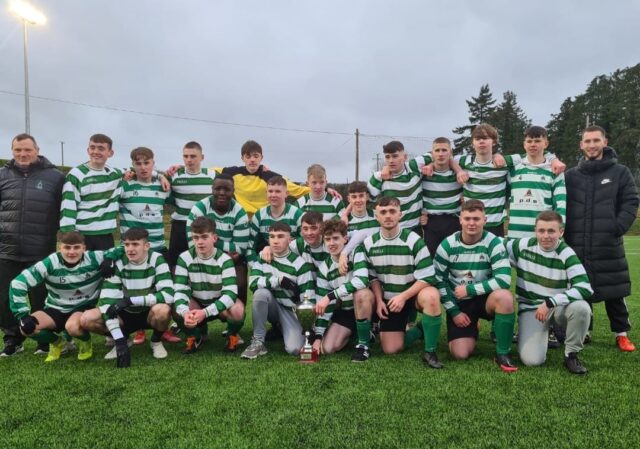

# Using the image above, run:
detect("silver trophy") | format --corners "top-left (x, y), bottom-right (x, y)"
top-left (295, 295), bottom-right (318, 363)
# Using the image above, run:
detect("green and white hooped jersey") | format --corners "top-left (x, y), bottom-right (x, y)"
top-left (347, 210), bottom-right (379, 233)
top-left (507, 161), bottom-right (566, 239)
top-left (169, 167), bottom-right (217, 221)
top-left (411, 153), bottom-right (462, 215)
top-left (434, 230), bottom-right (511, 316)
top-left (187, 197), bottom-right (250, 256)
top-left (296, 192), bottom-right (345, 221)
top-left (507, 237), bottom-right (593, 313)
top-left (314, 251), bottom-right (369, 335)
top-left (60, 163), bottom-right (123, 235)
top-left (356, 228), bottom-right (435, 303)
top-left (249, 250), bottom-right (316, 308)
top-left (9, 250), bottom-right (116, 318)
top-left (99, 251), bottom-right (174, 315)
top-left (248, 203), bottom-right (304, 261)
top-left (458, 154), bottom-right (521, 228)
top-left (290, 237), bottom-right (328, 272)
top-left (119, 178), bottom-right (170, 250)
top-left (174, 247), bottom-right (238, 318)
top-left (368, 164), bottom-right (423, 229)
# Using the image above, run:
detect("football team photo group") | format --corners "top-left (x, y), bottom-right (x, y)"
top-left (1, 123), bottom-right (637, 376)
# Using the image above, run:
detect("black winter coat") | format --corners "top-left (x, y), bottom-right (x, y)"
top-left (0, 156), bottom-right (65, 262)
top-left (565, 147), bottom-right (639, 301)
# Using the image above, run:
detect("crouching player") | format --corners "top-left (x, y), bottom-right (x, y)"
top-left (313, 219), bottom-right (374, 361)
top-left (434, 200), bottom-right (517, 372)
top-left (357, 196), bottom-right (442, 367)
top-left (81, 228), bottom-right (173, 367)
top-left (508, 211), bottom-right (593, 374)
top-left (9, 231), bottom-right (119, 362)
top-left (174, 217), bottom-right (245, 353)
top-left (241, 222), bottom-right (315, 359)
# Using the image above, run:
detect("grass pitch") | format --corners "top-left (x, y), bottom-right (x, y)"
top-left (1, 241), bottom-right (640, 449)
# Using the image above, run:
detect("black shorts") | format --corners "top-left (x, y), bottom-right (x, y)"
top-left (84, 234), bottom-right (115, 251)
top-left (422, 214), bottom-right (461, 257)
top-left (168, 220), bottom-right (188, 268)
top-left (380, 298), bottom-right (416, 333)
top-left (446, 294), bottom-right (492, 341)
top-left (329, 308), bottom-right (356, 334)
top-left (120, 309), bottom-right (152, 335)
top-left (192, 299), bottom-right (225, 323)
top-left (43, 305), bottom-right (91, 333)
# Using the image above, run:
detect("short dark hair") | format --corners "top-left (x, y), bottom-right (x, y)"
top-left (241, 140), bottom-right (263, 157)
top-left (348, 181), bottom-right (368, 194)
top-left (12, 133), bottom-right (37, 148)
top-left (130, 147), bottom-right (154, 162)
top-left (524, 126), bottom-right (548, 139)
top-left (269, 221), bottom-right (291, 234)
top-left (301, 211), bottom-right (323, 225)
top-left (214, 173), bottom-right (234, 184)
top-left (535, 210), bottom-right (563, 226)
top-left (460, 199), bottom-right (485, 213)
top-left (582, 125), bottom-right (606, 139)
top-left (471, 124), bottom-right (498, 147)
top-left (321, 219), bottom-right (347, 237)
top-left (191, 216), bottom-right (216, 234)
top-left (375, 196), bottom-right (400, 208)
top-left (90, 134), bottom-right (113, 149)
top-left (267, 176), bottom-right (287, 187)
top-left (184, 141), bottom-right (202, 151)
top-left (432, 137), bottom-right (451, 146)
top-left (58, 231), bottom-right (85, 245)
top-left (122, 228), bottom-right (149, 242)
top-left (382, 141), bottom-right (404, 154)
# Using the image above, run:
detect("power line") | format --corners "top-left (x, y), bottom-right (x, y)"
top-left (0, 88), bottom-right (437, 140)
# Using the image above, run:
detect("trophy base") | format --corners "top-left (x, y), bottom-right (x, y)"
top-left (299, 348), bottom-right (319, 364)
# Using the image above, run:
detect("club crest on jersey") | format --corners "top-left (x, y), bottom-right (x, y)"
top-left (36, 181), bottom-right (43, 190)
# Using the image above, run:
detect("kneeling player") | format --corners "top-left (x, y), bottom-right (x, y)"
top-left (435, 200), bottom-right (517, 372)
top-left (174, 217), bottom-right (245, 353)
top-left (357, 196), bottom-right (442, 367)
top-left (81, 228), bottom-right (173, 367)
top-left (313, 220), bottom-right (374, 361)
top-left (9, 231), bottom-right (118, 362)
top-left (241, 222), bottom-right (315, 359)
top-left (508, 211), bottom-right (593, 374)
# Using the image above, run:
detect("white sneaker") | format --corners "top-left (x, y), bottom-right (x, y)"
top-left (150, 341), bottom-right (168, 359)
top-left (104, 339), bottom-right (132, 360)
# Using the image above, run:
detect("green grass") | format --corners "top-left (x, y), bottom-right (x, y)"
top-left (2, 243), bottom-right (640, 449)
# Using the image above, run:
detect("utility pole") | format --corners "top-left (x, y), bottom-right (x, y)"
top-left (60, 141), bottom-right (64, 166)
top-left (355, 128), bottom-right (360, 181)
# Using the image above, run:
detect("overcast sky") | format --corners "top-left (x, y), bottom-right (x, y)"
top-left (1, 0), bottom-right (638, 183)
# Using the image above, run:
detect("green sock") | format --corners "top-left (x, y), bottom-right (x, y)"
top-left (77, 331), bottom-right (91, 342)
top-left (422, 314), bottom-right (441, 353)
top-left (33, 330), bottom-right (60, 345)
top-left (494, 313), bottom-right (516, 355)
top-left (356, 319), bottom-right (371, 347)
top-left (226, 317), bottom-right (244, 336)
top-left (404, 324), bottom-right (424, 349)
top-left (62, 330), bottom-right (73, 342)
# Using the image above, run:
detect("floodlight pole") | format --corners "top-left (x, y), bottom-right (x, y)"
top-left (22, 20), bottom-right (30, 134)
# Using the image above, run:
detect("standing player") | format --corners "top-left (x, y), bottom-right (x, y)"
top-left (296, 164), bottom-right (345, 220)
top-left (59, 134), bottom-right (122, 250)
top-left (9, 231), bottom-right (119, 362)
top-left (166, 141), bottom-right (217, 269)
top-left (174, 217), bottom-right (245, 353)
top-left (241, 222), bottom-right (315, 359)
top-left (341, 181), bottom-right (379, 233)
top-left (80, 228), bottom-right (174, 367)
top-left (508, 211), bottom-right (593, 374)
top-left (434, 200), bottom-right (517, 371)
top-left (356, 196), bottom-right (443, 367)
top-left (507, 126), bottom-right (566, 239)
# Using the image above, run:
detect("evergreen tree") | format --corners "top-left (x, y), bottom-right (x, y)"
top-left (492, 91), bottom-right (531, 154)
top-left (452, 84), bottom-right (496, 153)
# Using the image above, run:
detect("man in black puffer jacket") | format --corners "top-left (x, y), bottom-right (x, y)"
top-left (565, 125), bottom-right (639, 352)
top-left (0, 133), bottom-right (65, 356)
